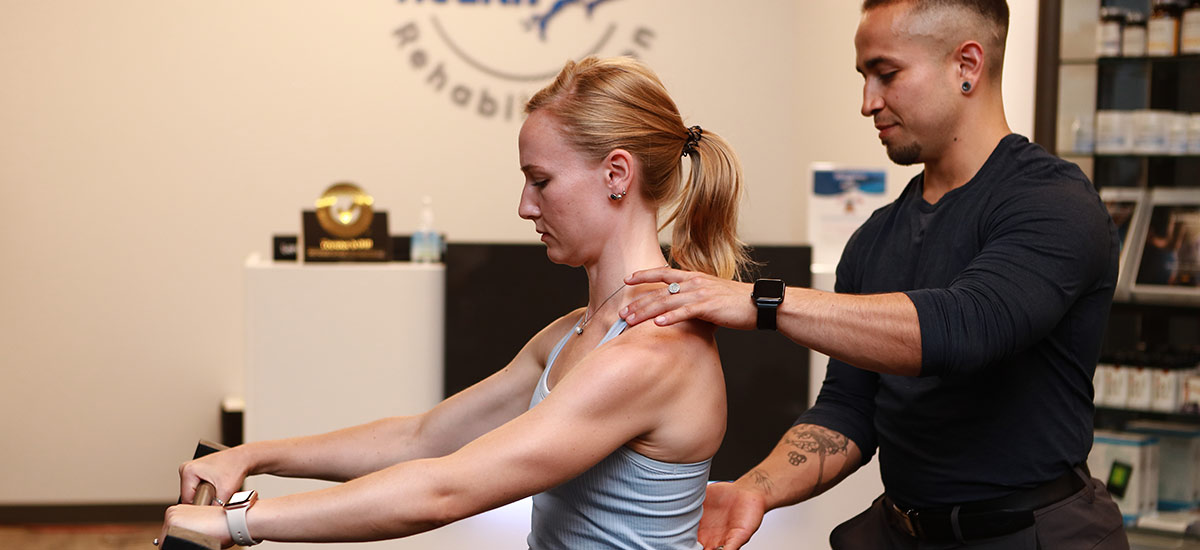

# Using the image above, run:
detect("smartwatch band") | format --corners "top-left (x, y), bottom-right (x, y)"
top-left (757, 302), bottom-right (779, 330)
top-left (225, 490), bottom-right (262, 546)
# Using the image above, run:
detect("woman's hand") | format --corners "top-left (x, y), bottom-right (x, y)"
top-left (621, 267), bottom-right (756, 330)
top-left (158, 503), bottom-right (233, 549)
top-left (179, 446), bottom-right (253, 505)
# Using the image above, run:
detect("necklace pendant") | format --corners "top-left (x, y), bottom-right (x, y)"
top-left (574, 325), bottom-right (584, 335)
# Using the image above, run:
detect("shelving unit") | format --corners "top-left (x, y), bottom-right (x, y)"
top-left (1036, 0), bottom-right (1200, 543)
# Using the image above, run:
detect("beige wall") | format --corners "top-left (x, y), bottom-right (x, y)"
top-left (0, 0), bottom-right (1037, 505)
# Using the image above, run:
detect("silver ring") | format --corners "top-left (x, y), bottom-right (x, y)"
top-left (668, 282), bottom-right (681, 295)
top-left (213, 497), bottom-right (225, 506)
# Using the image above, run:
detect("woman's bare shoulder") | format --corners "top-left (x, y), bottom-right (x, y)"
top-left (588, 318), bottom-right (718, 382)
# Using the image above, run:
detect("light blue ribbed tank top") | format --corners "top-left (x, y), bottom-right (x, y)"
top-left (526, 317), bottom-right (709, 550)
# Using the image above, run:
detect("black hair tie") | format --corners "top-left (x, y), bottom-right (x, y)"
top-left (682, 125), bottom-right (703, 157)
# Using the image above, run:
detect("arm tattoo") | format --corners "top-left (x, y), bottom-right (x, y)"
top-left (749, 468), bottom-right (774, 495)
top-left (782, 426), bottom-right (850, 497)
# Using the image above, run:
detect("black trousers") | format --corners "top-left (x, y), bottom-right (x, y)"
top-left (829, 474), bottom-right (1129, 549)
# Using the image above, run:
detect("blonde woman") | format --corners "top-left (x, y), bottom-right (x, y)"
top-left (159, 56), bottom-right (747, 549)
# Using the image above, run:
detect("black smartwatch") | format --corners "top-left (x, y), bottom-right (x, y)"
top-left (751, 278), bottom-right (786, 330)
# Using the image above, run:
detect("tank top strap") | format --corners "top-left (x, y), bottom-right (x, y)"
top-left (545, 316), bottom-right (582, 371)
top-left (598, 317), bottom-right (629, 346)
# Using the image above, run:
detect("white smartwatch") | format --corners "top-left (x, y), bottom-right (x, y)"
top-left (224, 490), bottom-right (262, 546)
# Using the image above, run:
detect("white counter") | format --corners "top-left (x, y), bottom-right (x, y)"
top-left (243, 256), bottom-right (530, 549)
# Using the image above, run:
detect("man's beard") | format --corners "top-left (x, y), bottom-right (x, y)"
top-left (886, 141), bottom-right (922, 166)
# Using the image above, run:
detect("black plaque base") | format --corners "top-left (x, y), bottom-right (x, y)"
top-left (302, 211), bottom-right (392, 262)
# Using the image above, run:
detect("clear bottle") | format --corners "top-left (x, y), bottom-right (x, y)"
top-left (1148, 0), bottom-right (1184, 56)
top-left (410, 196), bottom-right (443, 263)
top-left (1072, 114), bottom-right (1095, 154)
top-left (1182, 0), bottom-right (1200, 54)
top-left (1124, 11), bottom-right (1148, 57)
top-left (1098, 6), bottom-right (1126, 57)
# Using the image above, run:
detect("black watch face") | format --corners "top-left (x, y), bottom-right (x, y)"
top-left (753, 279), bottom-right (785, 300)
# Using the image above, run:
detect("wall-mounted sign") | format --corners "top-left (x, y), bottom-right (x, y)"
top-left (303, 182), bottom-right (393, 262)
top-left (808, 164), bottom-right (888, 268)
top-left (393, 0), bottom-right (657, 122)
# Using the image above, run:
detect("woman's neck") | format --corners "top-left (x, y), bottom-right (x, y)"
top-left (583, 240), bottom-right (667, 313)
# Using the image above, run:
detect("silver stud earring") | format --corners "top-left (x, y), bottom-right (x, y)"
top-left (609, 191), bottom-right (626, 201)
top-left (962, 81), bottom-right (972, 93)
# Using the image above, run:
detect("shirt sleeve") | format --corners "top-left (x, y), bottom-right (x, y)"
top-left (906, 174), bottom-right (1115, 378)
top-left (794, 225), bottom-right (880, 464)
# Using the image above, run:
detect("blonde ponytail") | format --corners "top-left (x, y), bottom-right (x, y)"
top-left (664, 129), bottom-right (750, 280)
top-left (526, 56), bottom-right (750, 280)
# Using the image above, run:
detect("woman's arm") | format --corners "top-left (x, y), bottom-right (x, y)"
top-left (179, 314), bottom-right (576, 505)
top-left (165, 324), bottom-right (699, 545)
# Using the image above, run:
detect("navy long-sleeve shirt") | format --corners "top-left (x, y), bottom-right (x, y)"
top-left (796, 135), bottom-right (1119, 509)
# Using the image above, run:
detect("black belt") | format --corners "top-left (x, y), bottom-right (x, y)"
top-left (884, 466), bottom-right (1088, 543)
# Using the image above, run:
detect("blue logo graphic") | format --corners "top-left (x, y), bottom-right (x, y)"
top-left (394, 0), bottom-right (652, 121)
top-left (527, 0), bottom-right (615, 40)
top-left (813, 170), bottom-right (886, 196)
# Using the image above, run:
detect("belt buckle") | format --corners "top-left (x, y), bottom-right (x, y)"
top-left (890, 501), bottom-right (922, 539)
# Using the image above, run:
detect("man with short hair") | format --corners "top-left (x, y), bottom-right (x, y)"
top-left (620, 0), bottom-right (1128, 547)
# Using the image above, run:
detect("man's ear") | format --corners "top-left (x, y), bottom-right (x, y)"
top-left (956, 40), bottom-right (985, 92)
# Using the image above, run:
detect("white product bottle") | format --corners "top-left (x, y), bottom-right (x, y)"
top-left (1072, 115), bottom-right (1095, 154)
top-left (1183, 0), bottom-right (1200, 53)
top-left (411, 195), bottom-right (443, 263)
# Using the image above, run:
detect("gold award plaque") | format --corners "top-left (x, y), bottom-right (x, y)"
top-left (303, 182), bottom-right (391, 262)
top-left (315, 182), bottom-right (375, 239)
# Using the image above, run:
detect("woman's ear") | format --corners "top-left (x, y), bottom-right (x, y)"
top-left (604, 149), bottom-right (635, 197)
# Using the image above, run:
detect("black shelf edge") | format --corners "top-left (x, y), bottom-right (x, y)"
top-left (1096, 406), bottom-right (1200, 423)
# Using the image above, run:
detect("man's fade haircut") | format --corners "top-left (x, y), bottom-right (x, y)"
top-left (862, 0), bottom-right (1009, 79)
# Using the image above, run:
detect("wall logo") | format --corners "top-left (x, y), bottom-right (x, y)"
top-left (394, 0), bottom-right (656, 122)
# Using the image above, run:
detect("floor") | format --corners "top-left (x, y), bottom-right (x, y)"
top-left (1, 523), bottom-right (1198, 550)
top-left (0, 523), bottom-right (161, 550)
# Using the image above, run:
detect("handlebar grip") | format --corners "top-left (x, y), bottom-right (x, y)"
top-left (193, 481), bottom-right (217, 507)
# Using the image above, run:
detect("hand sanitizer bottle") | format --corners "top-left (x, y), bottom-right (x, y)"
top-left (411, 196), bottom-right (442, 262)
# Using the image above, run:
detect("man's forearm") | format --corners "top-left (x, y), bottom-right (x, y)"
top-left (737, 424), bottom-right (863, 511)
top-left (777, 288), bottom-right (921, 377)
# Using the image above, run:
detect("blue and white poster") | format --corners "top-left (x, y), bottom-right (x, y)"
top-left (808, 164), bottom-right (888, 267)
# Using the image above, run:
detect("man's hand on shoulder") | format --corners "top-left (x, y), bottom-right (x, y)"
top-left (621, 267), bottom-right (756, 330)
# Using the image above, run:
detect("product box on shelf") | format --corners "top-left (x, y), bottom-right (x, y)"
top-left (1168, 113), bottom-right (1191, 155)
top-left (1125, 421), bottom-right (1200, 511)
top-left (1130, 111), bottom-right (1193, 156)
top-left (1096, 111), bottom-right (1134, 154)
top-left (1133, 111), bottom-right (1171, 155)
top-left (1090, 430), bottom-right (1160, 523)
top-left (1185, 376), bottom-right (1200, 410)
top-left (1128, 366), bottom-right (1155, 410)
top-left (1102, 365), bottom-right (1132, 408)
top-left (1189, 114), bottom-right (1200, 155)
top-left (1101, 364), bottom-right (1132, 408)
top-left (1152, 367), bottom-right (1185, 412)
top-left (1136, 510), bottom-right (1200, 535)
top-left (1095, 363), bottom-right (1113, 406)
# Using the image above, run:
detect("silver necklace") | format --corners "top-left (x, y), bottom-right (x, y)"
top-left (575, 264), bottom-right (669, 335)
top-left (575, 282), bottom-right (626, 335)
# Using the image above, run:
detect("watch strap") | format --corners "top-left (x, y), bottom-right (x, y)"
top-left (226, 505), bottom-right (260, 546)
top-left (756, 302), bottom-right (779, 330)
